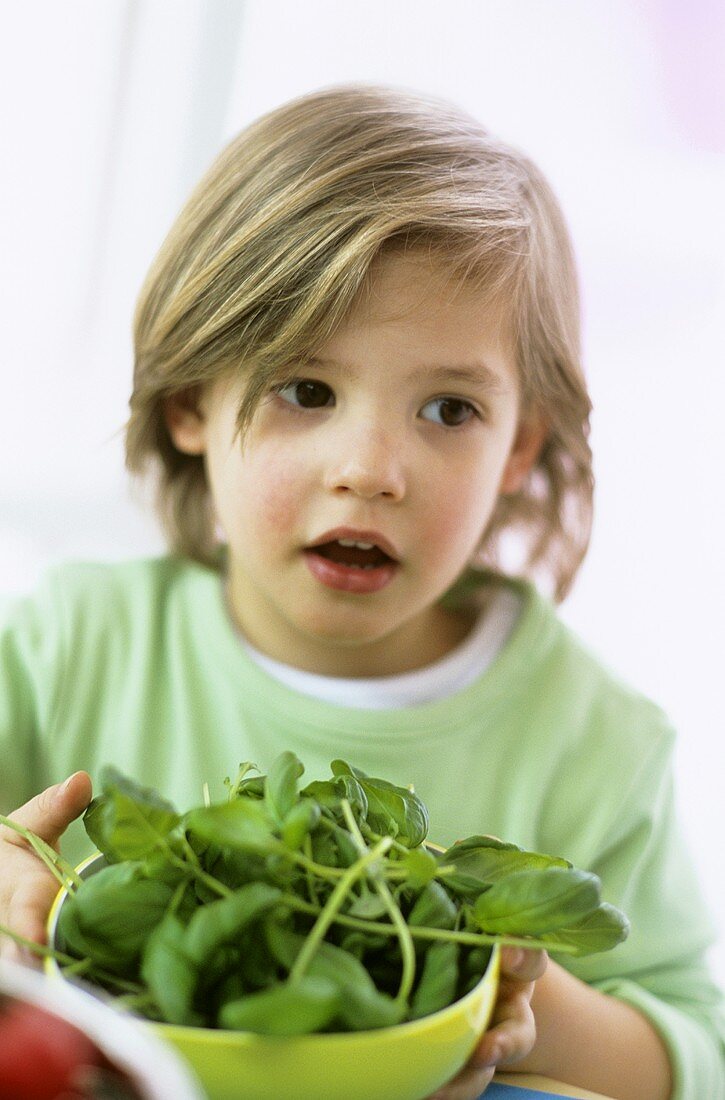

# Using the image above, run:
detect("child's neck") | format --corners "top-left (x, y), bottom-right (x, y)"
top-left (223, 578), bottom-right (484, 679)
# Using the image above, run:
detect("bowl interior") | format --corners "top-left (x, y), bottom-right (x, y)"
top-left (47, 852), bottom-right (499, 1100)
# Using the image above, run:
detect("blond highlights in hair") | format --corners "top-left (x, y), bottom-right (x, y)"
top-left (127, 84), bottom-right (593, 601)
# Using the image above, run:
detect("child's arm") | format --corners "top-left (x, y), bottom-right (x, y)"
top-left (427, 950), bottom-right (672, 1100)
top-left (0, 772), bottom-right (91, 962)
top-left (508, 957), bottom-right (673, 1099)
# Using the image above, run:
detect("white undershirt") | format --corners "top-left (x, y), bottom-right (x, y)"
top-left (236, 587), bottom-right (523, 709)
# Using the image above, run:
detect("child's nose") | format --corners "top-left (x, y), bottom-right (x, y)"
top-left (324, 424), bottom-right (406, 501)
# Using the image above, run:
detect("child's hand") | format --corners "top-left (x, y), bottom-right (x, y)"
top-left (425, 946), bottom-right (547, 1100)
top-left (0, 773), bottom-right (92, 964)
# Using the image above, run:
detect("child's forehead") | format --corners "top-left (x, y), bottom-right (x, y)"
top-left (328, 249), bottom-right (514, 348)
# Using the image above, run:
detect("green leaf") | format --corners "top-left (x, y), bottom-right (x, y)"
top-left (331, 822), bottom-right (360, 868)
top-left (443, 835), bottom-right (571, 893)
top-left (235, 776), bottom-right (266, 799)
top-left (532, 902), bottom-right (630, 957)
top-left (83, 768), bottom-right (181, 863)
top-left (281, 799), bottom-right (321, 851)
top-left (265, 923), bottom-right (405, 1030)
top-left (410, 941), bottom-right (459, 1019)
top-left (310, 828), bottom-right (340, 868)
top-left (224, 762), bottom-right (263, 800)
top-left (334, 774), bottom-right (369, 821)
top-left (338, 929), bottom-right (390, 959)
top-left (408, 881), bottom-right (457, 930)
top-left (347, 890), bottom-right (389, 920)
top-left (265, 751), bottom-right (305, 826)
top-left (58, 862), bottom-right (175, 974)
top-left (330, 761), bottom-right (429, 848)
top-left (300, 780), bottom-right (341, 811)
top-left (219, 976), bottom-right (340, 1034)
top-left (141, 912), bottom-right (203, 1026)
top-left (184, 798), bottom-right (282, 857)
top-left (401, 847), bottom-right (439, 889)
top-left (473, 867), bottom-right (601, 936)
top-left (181, 883), bottom-right (283, 968)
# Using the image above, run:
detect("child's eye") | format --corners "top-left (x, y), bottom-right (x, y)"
top-left (419, 397), bottom-right (479, 427)
top-left (275, 379), bottom-right (335, 409)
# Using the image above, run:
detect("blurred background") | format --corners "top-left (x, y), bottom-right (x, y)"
top-left (1, 0), bottom-right (723, 978)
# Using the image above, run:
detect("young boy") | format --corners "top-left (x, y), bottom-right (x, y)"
top-left (1, 86), bottom-right (723, 1099)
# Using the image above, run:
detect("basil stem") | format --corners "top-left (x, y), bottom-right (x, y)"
top-left (0, 814), bottom-right (82, 891)
top-left (340, 799), bottom-right (416, 1006)
top-left (288, 837), bottom-right (393, 984)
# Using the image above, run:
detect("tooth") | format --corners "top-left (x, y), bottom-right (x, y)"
top-left (337, 539), bottom-right (375, 550)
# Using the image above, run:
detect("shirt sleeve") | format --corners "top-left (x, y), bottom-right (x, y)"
top-left (554, 719), bottom-right (725, 1100)
top-left (0, 572), bottom-right (67, 813)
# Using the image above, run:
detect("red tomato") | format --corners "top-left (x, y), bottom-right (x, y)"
top-left (0, 999), bottom-right (101, 1099)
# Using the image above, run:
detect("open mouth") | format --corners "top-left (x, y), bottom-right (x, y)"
top-left (311, 538), bottom-right (393, 570)
top-left (304, 537), bottom-right (399, 594)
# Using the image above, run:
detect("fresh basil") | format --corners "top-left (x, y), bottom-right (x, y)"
top-left (41, 753), bottom-right (630, 1034)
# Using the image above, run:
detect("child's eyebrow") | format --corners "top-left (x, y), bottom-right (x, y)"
top-left (304, 357), bottom-right (508, 393)
top-left (416, 364), bottom-right (508, 393)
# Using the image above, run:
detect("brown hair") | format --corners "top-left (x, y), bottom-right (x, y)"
top-left (127, 84), bottom-right (592, 601)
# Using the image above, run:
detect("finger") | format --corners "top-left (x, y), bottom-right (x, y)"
top-left (3, 772), bottom-right (92, 848)
top-left (470, 991), bottom-right (536, 1069)
top-left (5, 870), bottom-right (65, 948)
top-left (500, 946), bottom-right (548, 984)
top-left (426, 1063), bottom-right (495, 1100)
top-left (0, 937), bottom-right (41, 967)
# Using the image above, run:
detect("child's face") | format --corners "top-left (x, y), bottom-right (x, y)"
top-left (165, 252), bottom-right (545, 676)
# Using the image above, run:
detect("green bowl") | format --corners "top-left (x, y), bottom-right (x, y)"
top-left (47, 853), bottom-right (500, 1100)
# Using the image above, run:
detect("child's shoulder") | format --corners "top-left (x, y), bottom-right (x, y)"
top-left (8, 555), bottom-right (219, 631)
top-left (525, 581), bottom-right (676, 760)
top-left (456, 570), bottom-right (674, 760)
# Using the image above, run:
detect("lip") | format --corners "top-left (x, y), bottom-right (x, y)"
top-left (306, 527), bottom-right (401, 563)
top-left (303, 552), bottom-right (398, 594)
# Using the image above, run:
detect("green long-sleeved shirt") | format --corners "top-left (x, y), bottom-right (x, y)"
top-left (1, 556), bottom-right (723, 1097)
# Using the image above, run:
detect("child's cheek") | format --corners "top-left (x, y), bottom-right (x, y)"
top-left (245, 452), bottom-right (304, 536)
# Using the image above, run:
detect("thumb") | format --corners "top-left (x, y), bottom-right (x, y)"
top-left (500, 946), bottom-right (548, 983)
top-left (8, 772), bottom-right (93, 847)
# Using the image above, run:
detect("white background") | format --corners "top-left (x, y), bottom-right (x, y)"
top-left (1, 1), bottom-right (723, 980)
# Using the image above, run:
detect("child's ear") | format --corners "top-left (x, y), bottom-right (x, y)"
top-left (163, 387), bottom-right (207, 456)
top-left (499, 409), bottom-right (548, 495)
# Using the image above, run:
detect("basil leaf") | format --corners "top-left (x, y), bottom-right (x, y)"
top-left (266, 923), bottom-right (405, 1030)
top-left (347, 890), bottom-right (389, 921)
top-left (331, 761), bottom-right (429, 848)
top-left (184, 798), bottom-right (282, 857)
top-left (58, 862), bottom-right (175, 975)
top-left (182, 883), bottom-right (282, 967)
top-left (410, 941), bottom-right (459, 1019)
top-left (219, 976), bottom-right (340, 1034)
top-left (84, 767), bottom-right (181, 863)
top-left (401, 847), bottom-right (439, 889)
top-left (408, 881), bottom-right (458, 930)
top-left (265, 751), bottom-right (305, 826)
top-left (281, 798), bottom-right (321, 851)
top-left (334, 774), bottom-right (369, 821)
top-left (300, 779), bottom-right (340, 811)
top-left (141, 912), bottom-right (204, 1027)
top-left (533, 902), bottom-right (630, 957)
top-left (443, 835), bottom-right (571, 891)
top-left (473, 867), bottom-right (601, 936)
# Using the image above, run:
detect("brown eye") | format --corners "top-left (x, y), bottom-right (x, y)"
top-left (277, 380), bottom-right (334, 409)
top-left (420, 397), bottom-right (477, 427)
